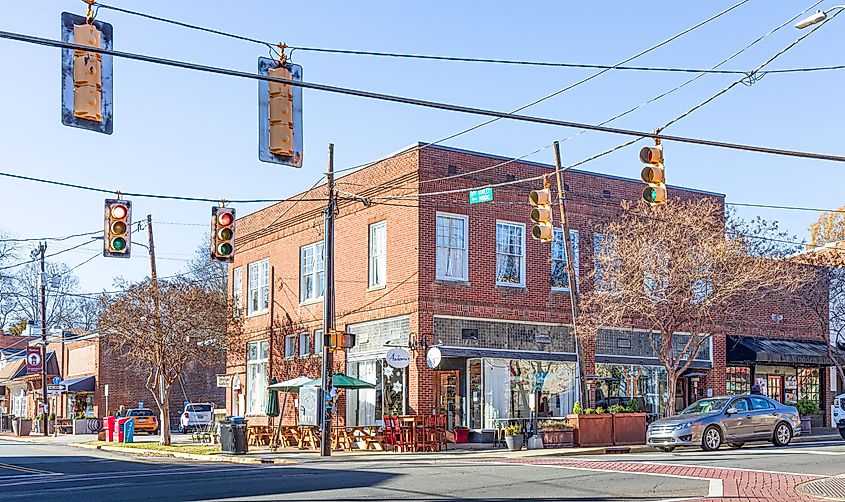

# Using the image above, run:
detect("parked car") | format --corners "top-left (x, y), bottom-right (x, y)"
top-left (833, 393), bottom-right (845, 439)
top-left (180, 403), bottom-right (213, 433)
top-left (126, 408), bottom-right (159, 435)
top-left (647, 395), bottom-right (800, 452)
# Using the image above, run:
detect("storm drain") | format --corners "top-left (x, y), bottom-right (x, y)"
top-left (797, 477), bottom-right (845, 500)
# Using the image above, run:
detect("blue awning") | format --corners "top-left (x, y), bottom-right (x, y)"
top-left (60, 375), bottom-right (96, 392)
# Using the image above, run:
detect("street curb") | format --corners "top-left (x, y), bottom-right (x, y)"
top-left (69, 442), bottom-right (299, 465)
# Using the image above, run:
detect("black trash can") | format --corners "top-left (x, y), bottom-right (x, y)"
top-left (219, 420), bottom-right (248, 454)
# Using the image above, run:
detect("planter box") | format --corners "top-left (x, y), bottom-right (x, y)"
top-left (612, 413), bottom-right (647, 446)
top-left (566, 414), bottom-right (613, 447)
top-left (539, 429), bottom-right (574, 448)
top-left (505, 434), bottom-right (524, 451)
top-left (800, 416), bottom-right (813, 435)
top-left (13, 419), bottom-right (32, 436)
top-left (446, 429), bottom-right (469, 443)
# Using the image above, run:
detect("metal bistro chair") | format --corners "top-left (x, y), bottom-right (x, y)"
top-left (382, 416), bottom-right (397, 450)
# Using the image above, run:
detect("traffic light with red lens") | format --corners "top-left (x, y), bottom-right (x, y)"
top-left (640, 145), bottom-right (667, 205)
top-left (211, 207), bottom-right (236, 262)
top-left (104, 199), bottom-right (131, 258)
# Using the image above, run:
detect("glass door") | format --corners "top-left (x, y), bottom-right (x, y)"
top-left (467, 359), bottom-right (482, 429)
top-left (767, 375), bottom-right (784, 402)
top-left (435, 371), bottom-right (461, 429)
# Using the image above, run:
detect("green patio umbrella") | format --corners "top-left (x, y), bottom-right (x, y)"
top-left (303, 373), bottom-right (376, 389)
top-left (265, 377), bottom-right (280, 417)
top-left (268, 375), bottom-right (313, 450)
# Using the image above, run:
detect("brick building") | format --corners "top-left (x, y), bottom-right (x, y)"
top-left (226, 143), bottom-right (832, 437)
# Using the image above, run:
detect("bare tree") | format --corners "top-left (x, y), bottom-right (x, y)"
top-left (98, 277), bottom-right (243, 445)
top-left (12, 261), bottom-right (83, 330)
top-left (0, 230), bottom-right (19, 330)
top-left (579, 198), bottom-right (810, 417)
top-left (186, 234), bottom-right (227, 294)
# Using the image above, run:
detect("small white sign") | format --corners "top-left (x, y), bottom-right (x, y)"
top-left (426, 347), bottom-right (442, 369)
top-left (104, 384), bottom-right (109, 397)
top-left (216, 374), bottom-right (231, 388)
top-left (386, 348), bottom-right (411, 369)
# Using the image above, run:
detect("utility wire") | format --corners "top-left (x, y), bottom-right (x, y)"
top-left (0, 239), bottom-right (100, 271)
top-left (0, 230), bottom-right (101, 243)
top-left (2, 30), bottom-right (843, 165)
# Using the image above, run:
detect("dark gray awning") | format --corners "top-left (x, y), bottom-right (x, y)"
top-left (60, 375), bottom-right (96, 392)
top-left (727, 336), bottom-right (832, 367)
top-left (436, 346), bottom-right (576, 362)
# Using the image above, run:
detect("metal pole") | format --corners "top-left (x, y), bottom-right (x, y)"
top-left (39, 242), bottom-right (48, 436)
top-left (319, 144), bottom-right (336, 457)
top-left (552, 142), bottom-right (590, 407)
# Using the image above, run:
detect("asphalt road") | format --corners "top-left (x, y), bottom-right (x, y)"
top-left (2, 437), bottom-right (845, 501)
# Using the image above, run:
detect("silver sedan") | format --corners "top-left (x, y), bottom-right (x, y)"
top-left (647, 394), bottom-right (801, 452)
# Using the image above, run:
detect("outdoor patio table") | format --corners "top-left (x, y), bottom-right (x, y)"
top-left (348, 425), bottom-right (385, 451)
top-left (278, 425), bottom-right (301, 448)
top-left (299, 425), bottom-right (320, 450)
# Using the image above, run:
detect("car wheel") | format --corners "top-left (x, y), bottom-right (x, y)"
top-left (773, 422), bottom-right (793, 446)
top-left (839, 428), bottom-right (845, 440)
top-left (702, 426), bottom-right (722, 451)
top-left (728, 442), bottom-right (745, 449)
top-left (656, 446), bottom-right (675, 453)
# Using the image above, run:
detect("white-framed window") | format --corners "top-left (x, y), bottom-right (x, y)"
top-left (285, 334), bottom-right (296, 358)
top-left (299, 332), bottom-right (310, 356)
top-left (436, 212), bottom-right (468, 281)
top-left (314, 329), bottom-right (324, 356)
top-left (246, 340), bottom-right (268, 415)
top-left (232, 267), bottom-right (243, 317)
top-left (551, 229), bottom-right (579, 290)
top-left (247, 259), bottom-right (269, 315)
top-left (369, 221), bottom-right (387, 288)
top-left (496, 221), bottom-right (525, 287)
top-left (300, 242), bottom-right (325, 303)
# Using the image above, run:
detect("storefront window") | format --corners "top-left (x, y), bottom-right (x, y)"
top-left (347, 359), bottom-right (405, 425)
top-left (246, 340), bottom-right (269, 414)
top-left (726, 367), bottom-right (751, 395)
top-left (595, 364), bottom-right (668, 417)
top-left (797, 368), bottom-right (820, 402)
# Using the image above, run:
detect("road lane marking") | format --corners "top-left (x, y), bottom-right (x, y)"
top-left (0, 462), bottom-right (52, 475)
top-left (0, 464), bottom-right (262, 487)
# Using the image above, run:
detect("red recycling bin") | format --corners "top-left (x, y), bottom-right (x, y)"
top-left (105, 416), bottom-right (117, 442)
top-left (116, 418), bottom-right (131, 442)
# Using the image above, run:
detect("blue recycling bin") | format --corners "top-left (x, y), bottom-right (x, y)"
top-left (123, 418), bottom-right (135, 443)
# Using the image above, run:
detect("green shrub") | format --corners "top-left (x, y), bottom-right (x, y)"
top-left (504, 424), bottom-right (522, 436)
top-left (584, 408), bottom-right (595, 415)
top-left (794, 398), bottom-right (819, 416)
top-left (539, 420), bottom-right (573, 430)
top-left (608, 404), bottom-right (626, 414)
top-left (595, 406), bottom-right (606, 414)
top-left (624, 400), bottom-right (642, 413)
top-left (572, 401), bottom-right (583, 415)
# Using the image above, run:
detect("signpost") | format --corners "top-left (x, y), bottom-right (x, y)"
top-left (46, 384), bottom-right (65, 397)
top-left (469, 187), bottom-right (494, 204)
top-left (26, 347), bottom-right (43, 374)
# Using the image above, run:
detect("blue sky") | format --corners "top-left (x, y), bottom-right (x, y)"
top-left (1, 0), bottom-right (843, 293)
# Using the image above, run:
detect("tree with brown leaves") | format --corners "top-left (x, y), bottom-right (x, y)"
top-left (99, 278), bottom-right (242, 445)
top-left (580, 198), bottom-right (810, 417)
top-left (809, 205), bottom-right (845, 247)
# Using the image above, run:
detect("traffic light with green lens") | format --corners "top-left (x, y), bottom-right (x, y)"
top-left (104, 199), bottom-right (131, 258)
top-left (529, 188), bottom-right (554, 242)
top-left (211, 206), bottom-right (236, 262)
top-left (640, 145), bottom-right (666, 205)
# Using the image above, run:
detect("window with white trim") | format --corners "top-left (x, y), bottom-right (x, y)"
top-left (285, 334), bottom-right (296, 358)
top-left (496, 221), bottom-right (525, 287)
top-left (369, 221), bottom-right (387, 288)
top-left (232, 267), bottom-right (243, 317)
top-left (246, 340), bottom-right (268, 414)
top-left (314, 329), bottom-right (324, 356)
top-left (436, 213), bottom-right (468, 281)
top-left (300, 242), bottom-right (325, 303)
top-left (299, 332), bottom-right (310, 356)
top-left (551, 229), bottom-right (579, 290)
top-left (247, 259), bottom-right (269, 315)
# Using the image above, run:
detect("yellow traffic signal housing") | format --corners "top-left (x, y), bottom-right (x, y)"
top-left (325, 329), bottom-right (356, 352)
top-left (529, 188), bottom-right (554, 242)
top-left (103, 199), bottom-right (131, 258)
top-left (211, 207), bottom-right (236, 262)
top-left (268, 66), bottom-right (294, 156)
top-left (640, 145), bottom-right (667, 205)
top-left (72, 23), bottom-right (103, 122)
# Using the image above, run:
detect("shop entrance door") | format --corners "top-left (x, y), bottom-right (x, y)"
top-left (767, 375), bottom-right (784, 402)
top-left (435, 371), bottom-right (461, 429)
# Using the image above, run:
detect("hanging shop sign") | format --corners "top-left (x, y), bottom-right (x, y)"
top-left (426, 347), bottom-right (442, 369)
top-left (386, 348), bottom-right (411, 369)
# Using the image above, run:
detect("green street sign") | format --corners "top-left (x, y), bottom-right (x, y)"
top-left (469, 187), bottom-right (494, 204)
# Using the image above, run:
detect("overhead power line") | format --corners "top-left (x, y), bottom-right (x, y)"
top-left (0, 239), bottom-right (100, 271)
top-left (2, 30), bottom-right (844, 164)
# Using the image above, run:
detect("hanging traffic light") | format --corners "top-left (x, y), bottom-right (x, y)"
top-left (103, 199), bottom-right (131, 258)
top-left (72, 23), bottom-right (103, 122)
top-left (640, 144), bottom-right (667, 205)
top-left (529, 188), bottom-right (554, 242)
top-left (268, 65), bottom-right (294, 157)
top-left (211, 207), bottom-right (236, 262)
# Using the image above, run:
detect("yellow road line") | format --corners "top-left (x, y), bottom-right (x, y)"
top-left (0, 462), bottom-right (52, 475)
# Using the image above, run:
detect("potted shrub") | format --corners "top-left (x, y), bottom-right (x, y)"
top-left (567, 401), bottom-right (613, 447)
top-left (13, 417), bottom-right (33, 436)
top-left (610, 401), bottom-right (647, 446)
top-left (504, 424), bottom-right (523, 451)
top-left (792, 398), bottom-right (819, 435)
top-left (538, 420), bottom-right (574, 448)
top-left (447, 426), bottom-right (469, 443)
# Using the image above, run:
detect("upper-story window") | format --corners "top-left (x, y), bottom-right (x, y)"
top-left (284, 334), bottom-right (296, 358)
top-left (369, 221), bottom-right (387, 288)
top-left (496, 221), bottom-right (525, 287)
top-left (232, 267), bottom-right (243, 317)
top-left (436, 213), bottom-right (468, 281)
top-left (300, 242), bottom-right (325, 303)
top-left (551, 229), bottom-right (579, 290)
top-left (247, 259), bottom-right (269, 315)
top-left (299, 332), bottom-right (310, 356)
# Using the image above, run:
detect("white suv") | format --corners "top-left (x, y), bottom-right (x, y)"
top-left (179, 403), bottom-right (213, 433)
top-left (834, 393), bottom-right (845, 439)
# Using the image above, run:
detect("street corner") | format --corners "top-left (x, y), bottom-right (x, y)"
top-left (796, 475), bottom-right (845, 501)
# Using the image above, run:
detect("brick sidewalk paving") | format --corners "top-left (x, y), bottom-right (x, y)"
top-left (475, 458), bottom-right (821, 501)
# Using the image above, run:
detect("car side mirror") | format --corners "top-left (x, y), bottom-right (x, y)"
top-left (726, 408), bottom-right (738, 415)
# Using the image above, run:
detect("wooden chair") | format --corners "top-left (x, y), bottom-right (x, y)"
top-left (435, 414), bottom-right (448, 451)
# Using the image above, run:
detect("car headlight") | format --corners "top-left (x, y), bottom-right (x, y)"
top-left (674, 422), bottom-right (692, 431)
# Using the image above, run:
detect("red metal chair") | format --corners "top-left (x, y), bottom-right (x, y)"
top-left (435, 414), bottom-right (448, 451)
top-left (382, 415), bottom-right (396, 450)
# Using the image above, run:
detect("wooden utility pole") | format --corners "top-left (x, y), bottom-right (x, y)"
top-left (319, 144), bottom-right (336, 457)
top-left (36, 242), bottom-right (48, 436)
top-left (146, 214), bottom-right (169, 444)
top-left (552, 142), bottom-right (590, 407)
